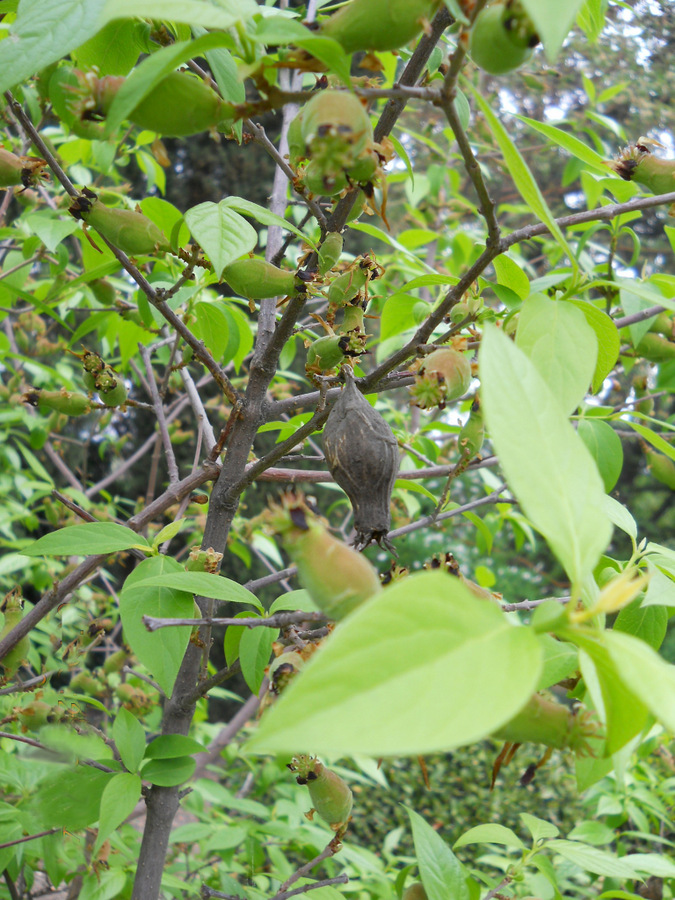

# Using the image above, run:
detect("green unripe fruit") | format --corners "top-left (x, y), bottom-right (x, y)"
top-left (319, 0), bottom-right (442, 53)
top-left (0, 148), bottom-right (48, 188)
top-left (327, 259), bottom-right (372, 307)
top-left (22, 388), bottom-right (92, 416)
top-left (306, 334), bottom-right (349, 373)
top-left (287, 107), bottom-right (307, 168)
top-left (290, 755), bottom-right (353, 834)
top-left (303, 160), bottom-right (349, 197)
top-left (469, 1), bottom-right (538, 75)
top-left (69, 188), bottom-right (171, 255)
top-left (649, 312), bottom-right (674, 338)
top-left (413, 301), bottom-right (432, 324)
top-left (403, 884), bottom-right (428, 900)
top-left (346, 146), bottom-right (378, 184)
top-left (223, 258), bottom-right (298, 300)
top-left (0, 588), bottom-right (29, 681)
top-left (18, 700), bottom-right (52, 730)
top-left (492, 692), bottom-right (597, 753)
top-left (614, 146), bottom-right (675, 195)
top-left (129, 70), bottom-right (234, 137)
top-left (340, 303), bottom-right (365, 334)
top-left (318, 231), bottom-right (344, 275)
top-left (301, 90), bottom-right (372, 176)
top-left (89, 279), bottom-right (116, 305)
top-left (70, 671), bottom-right (105, 696)
top-left (273, 499), bottom-right (381, 619)
top-left (458, 397), bottom-right (484, 459)
top-left (94, 365), bottom-right (127, 407)
top-left (636, 332), bottom-right (675, 363)
top-left (645, 448), bottom-right (675, 490)
top-left (103, 648), bottom-right (128, 674)
top-left (410, 348), bottom-right (472, 410)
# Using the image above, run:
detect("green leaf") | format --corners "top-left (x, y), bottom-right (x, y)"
top-left (602, 495), bottom-right (637, 540)
top-left (519, 812), bottom-right (559, 842)
top-left (516, 295), bottom-right (598, 415)
top-left (152, 518), bottom-right (186, 549)
top-left (294, 36), bottom-right (352, 88)
top-left (493, 255), bottom-right (530, 300)
top-left (25, 212), bottom-right (81, 252)
top-left (78, 868), bottom-right (128, 900)
top-left (641, 564), bottom-right (675, 609)
top-left (131, 571), bottom-right (262, 610)
top-left (194, 301), bottom-right (241, 365)
top-left (74, 19), bottom-right (143, 76)
top-left (567, 820), bottom-right (615, 845)
top-left (119, 556), bottom-right (197, 696)
top-left (112, 708), bottom-right (146, 774)
top-left (568, 301), bottom-right (620, 393)
top-left (467, 84), bottom-right (573, 261)
top-left (37, 766), bottom-right (114, 830)
top-left (536, 634), bottom-right (578, 691)
top-left (145, 735), bottom-right (205, 759)
top-left (613, 598), bottom-right (667, 651)
top-left (546, 839), bottom-right (643, 878)
top-left (246, 572), bottom-right (542, 757)
top-left (516, 116), bottom-right (608, 172)
top-left (269, 589), bottom-right (317, 614)
top-left (480, 326), bottom-right (612, 586)
top-left (519, 0), bottom-right (587, 62)
top-left (141, 756), bottom-right (196, 787)
top-left (223, 197), bottom-right (316, 249)
top-left (239, 624), bottom-right (279, 694)
top-left (184, 202), bottom-right (258, 279)
top-left (102, 0), bottom-right (257, 29)
top-left (453, 824), bottom-right (524, 850)
top-left (407, 808), bottom-right (471, 900)
top-left (626, 420), bottom-right (675, 462)
top-left (577, 419), bottom-right (623, 492)
top-left (22, 522), bottom-right (150, 557)
top-left (94, 773), bottom-right (141, 854)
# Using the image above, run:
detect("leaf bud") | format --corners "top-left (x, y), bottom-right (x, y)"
top-left (410, 347), bottom-right (471, 410)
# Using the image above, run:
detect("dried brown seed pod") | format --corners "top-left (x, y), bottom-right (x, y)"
top-left (322, 366), bottom-right (399, 551)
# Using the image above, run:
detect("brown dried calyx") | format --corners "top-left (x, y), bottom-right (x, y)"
top-left (322, 366), bottom-right (399, 552)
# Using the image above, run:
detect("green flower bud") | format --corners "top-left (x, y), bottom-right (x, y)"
top-left (22, 388), bottom-right (92, 417)
top-left (318, 231), bottom-right (344, 276)
top-left (270, 497), bottom-right (381, 620)
top-left (223, 258), bottom-right (298, 300)
top-left (319, 0), bottom-right (442, 53)
top-left (410, 348), bottom-right (471, 410)
top-left (289, 755), bottom-right (353, 835)
top-left (69, 188), bottom-right (172, 255)
top-left (186, 546), bottom-right (223, 574)
top-left (469, 1), bottom-right (539, 75)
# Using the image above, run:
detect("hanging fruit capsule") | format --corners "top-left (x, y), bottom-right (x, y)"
top-left (327, 254), bottom-right (380, 307)
top-left (492, 693), bottom-right (598, 753)
top-left (410, 347), bottom-right (471, 410)
top-left (649, 312), bottom-right (675, 338)
top-left (319, 0), bottom-right (442, 53)
top-left (611, 137), bottom-right (675, 195)
top-left (635, 332), bottom-right (675, 363)
top-left (127, 70), bottom-right (235, 137)
top-left (323, 367), bottom-right (399, 550)
top-left (223, 258), bottom-right (298, 300)
top-left (288, 755), bottom-right (353, 836)
top-left (346, 145), bottom-right (379, 184)
top-left (469, 0), bottom-right (539, 75)
top-left (318, 232), bottom-right (344, 276)
top-left (458, 396), bottom-right (484, 459)
top-left (0, 588), bottom-right (30, 682)
top-left (69, 188), bottom-right (172, 255)
top-left (302, 160), bottom-right (349, 197)
top-left (0, 147), bottom-right (48, 189)
top-left (632, 373), bottom-right (653, 416)
top-left (301, 90), bottom-right (373, 177)
top-left (22, 388), bottom-right (92, 416)
top-left (269, 496), bottom-right (381, 620)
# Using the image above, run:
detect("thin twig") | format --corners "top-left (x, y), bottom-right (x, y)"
top-left (613, 304), bottom-right (667, 329)
top-left (274, 875), bottom-right (350, 900)
top-left (140, 345), bottom-right (179, 484)
top-left (500, 596), bottom-right (570, 612)
top-left (483, 875), bottom-right (513, 900)
top-left (0, 828), bottom-right (61, 851)
top-left (143, 610), bottom-right (324, 632)
top-left (272, 841), bottom-right (342, 900)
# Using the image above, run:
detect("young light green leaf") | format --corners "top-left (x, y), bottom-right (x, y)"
top-left (94, 773), bottom-right (141, 854)
top-left (516, 295), bottom-right (598, 415)
top-left (246, 572), bottom-right (542, 757)
top-left (407, 808), bottom-right (471, 900)
top-left (468, 85), bottom-right (573, 262)
top-left (239, 625), bottom-right (279, 694)
top-left (568, 300), bottom-right (620, 393)
top-left (516, 116), bottom-right (608, 172)
top-left (453, 824), bottom-right (524, 850)
top-left (519, 812), bottom-right (559, 842)
top-left (23, 522), bottom-right (150, 557)
top-left (184, 202), bottom-right (257, 279)
top-left (112, 708), bottom-right (146, 774)
top-left (145, 735), bottom-right (205, 759)
top-left (602, 495), bottom-right (637, 540)
top-left (119, 556), bottom-right (197, 696)
top-left (152, 518), bottom-right (186, 549)
top-left (627, 420), bottom-right (675, 462)
top-left (641, 564), bottom-right (675, 609)
top-left (519, 0), bottom-right (587, 63)
top-left (141, 756), bottom-right (196, 787)
top-left (546, 839), bottom-right (645, 878)
top-left (130, 571), bottom-right (262, 610)
top-left (223, 197), bottom-right (317, 249)
top-left (480, 326), bottom-right (612, 585)
top-left (577, 419), bottom-right (623, 492)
